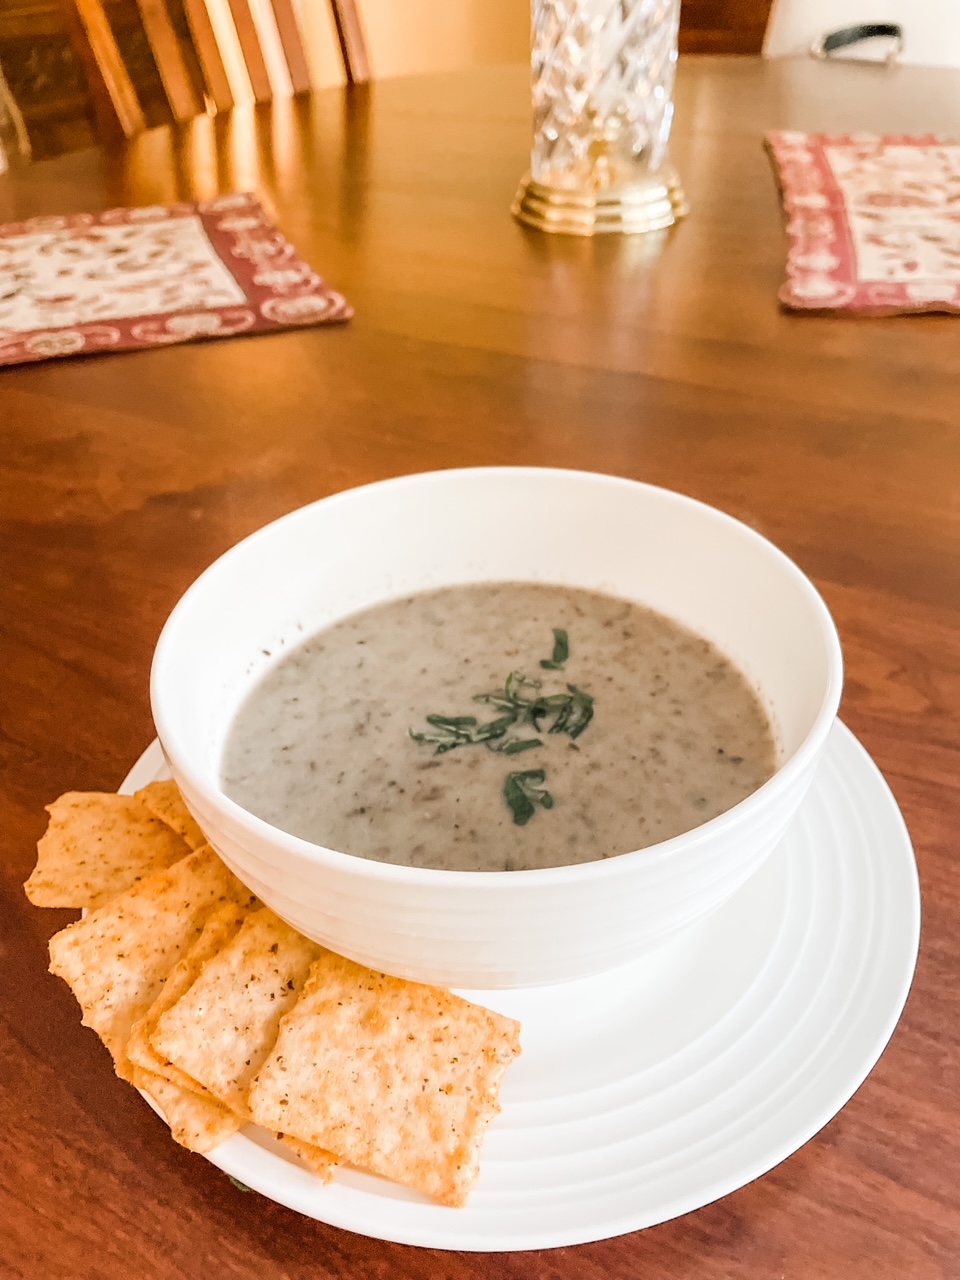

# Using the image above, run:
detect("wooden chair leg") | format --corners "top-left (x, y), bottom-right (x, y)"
top-left (269, 0), bottom-right (311, 94)
top-left (225, 0), bottom-right (273, 101)
top-left (67, 0), bottom-right (146, 136)
top-left (329, 0), bottom-right (370, 83)
top-left (181, 0), bottom-right (235, 110)
top-left (135, 0), bottom-right (205, 120)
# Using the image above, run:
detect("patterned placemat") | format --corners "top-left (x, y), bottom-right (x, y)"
top-left (0, 192), bottom-right (352, 367)
top-left (766, 131), bottom-right (960, 314)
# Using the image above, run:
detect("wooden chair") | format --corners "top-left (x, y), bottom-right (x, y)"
top-left (0, 0), bottom-right (370, 161)
top-left (679, 0), bottom-right (775, 54)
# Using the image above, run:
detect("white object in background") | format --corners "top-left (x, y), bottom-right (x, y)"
top-left (764, 0), bottom-right (960, 68)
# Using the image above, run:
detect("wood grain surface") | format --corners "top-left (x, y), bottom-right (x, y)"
top-left (2, 56), bottom-right (959, 1280)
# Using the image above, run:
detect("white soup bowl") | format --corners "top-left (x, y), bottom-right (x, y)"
top-left (151, 468), bottom-right (843, 988)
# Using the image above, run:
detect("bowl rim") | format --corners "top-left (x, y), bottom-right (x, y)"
top-left (151, 466), bottom-right (845, 889)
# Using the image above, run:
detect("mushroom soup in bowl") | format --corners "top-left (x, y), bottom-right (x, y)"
top-left (151, 468), bottom-right (842, 988)
top-left (220, 582), bottom-right (779, 873)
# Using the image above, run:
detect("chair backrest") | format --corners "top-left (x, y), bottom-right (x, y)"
top-left (78, 0), bottom-right (370, 124)
top-left (0, 0), bottom-right (370, 160)
top-left (679, 0), bottom-right (774, 54)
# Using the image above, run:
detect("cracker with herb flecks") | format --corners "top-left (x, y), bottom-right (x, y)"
top-left (150, 907), bottom-right (323, 1119)
top-left (275, 1133), bottom-right (338, 1182)
top-left (129, 1063), bottom-right (243, 1154)
top-left (129, 903), bottom-right (336, 1178)
top-left (124, 900), bottom-right (252, 1089)
top-left (25, 792), bottom-right (190, 910)
top-left (248, 953), bottom-right (521, 1207)
top-left (48, 845), bottom-right (257, 1062)
top-left (135, 780), bottom-right (206, 850)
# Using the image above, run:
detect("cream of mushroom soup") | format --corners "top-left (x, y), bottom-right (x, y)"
top-left (221, 583), bottom-right (778, 871)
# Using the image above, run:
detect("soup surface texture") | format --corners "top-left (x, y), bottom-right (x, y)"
top-left (221, 583), bottom-right (778, 872)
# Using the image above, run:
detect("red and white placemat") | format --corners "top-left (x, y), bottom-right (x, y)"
top-left (766, 131), bottom-right (960, 314)
top-left (0, 192), bottom-right (351, 366)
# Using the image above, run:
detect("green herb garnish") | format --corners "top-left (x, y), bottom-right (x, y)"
top-left (473, 673), bottom-right (592, 742)
top-left (409, 713), bottom-right (513, 754)
top-left (491, 736), bottom-right (544, 756)
top-left (549, 684), bottom-right (594, 739)
top-left (473, 670), bottom-right (543, 717)
top-left (408, 627), bottom-right (594, 827)
top-left (539, 627), bottom-right (569, 670)
top-left (503, 769), bottom-right (554, 826)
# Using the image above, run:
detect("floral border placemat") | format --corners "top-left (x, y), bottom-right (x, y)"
top-left (766, 131), bottom-right (960, 314)
top-left (0, 192), bottom-right (352, 366)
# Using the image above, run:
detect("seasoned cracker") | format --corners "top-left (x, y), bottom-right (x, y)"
top-left (25, 792), bottom-right (190, 910)
top-left (129, 1063), bottom-right (243, 1154)
top-left (48, 845), bottom-right (256, 1061)
top-left (135, 780), bottom-right (206, 850)
top-left (276, 1134), bottom-right (338, 1182)
top-left (125, 900), bottom-right (251, 1089)
top-left (151, 907), bottom-right (322, 1118)
top-left (248, 953), bottom-right (522, 1206)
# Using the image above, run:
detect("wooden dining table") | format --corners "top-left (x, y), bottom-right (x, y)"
top-left (3, 53), bottom-right (959, 1280)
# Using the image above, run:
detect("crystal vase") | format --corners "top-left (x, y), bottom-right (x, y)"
top-left (512, 0), bottom-right (687, 235)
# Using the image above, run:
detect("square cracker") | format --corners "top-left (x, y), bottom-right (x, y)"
top-left (25, 792), bottom-right (190, 910)
top-left (48, 845), bottom-right (256, 1061)
top-left (120, 901), bottom-right (333, 1174)
top-left (248, 953), bottom-right (522, 1207)
top-left (276, 1134), bottom-right (338, 1183)
top-left (129, 1063), bottom-right (243, 1154)
top-left (125, 900), bottom-right (251, 1090)
top-left (135, 780), bottom-right (206, 850)
top-left (150, 907), bottom-right (323, 1120)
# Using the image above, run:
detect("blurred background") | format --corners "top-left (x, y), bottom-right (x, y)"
top-left (0, 0), bottom-right (773, 161)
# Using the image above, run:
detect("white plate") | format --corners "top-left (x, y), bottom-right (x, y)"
top-left (122, 720), bottom-right (919, 1252)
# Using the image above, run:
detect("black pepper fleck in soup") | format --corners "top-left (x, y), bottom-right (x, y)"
top-left (220, 583), bottom-right (778, 872)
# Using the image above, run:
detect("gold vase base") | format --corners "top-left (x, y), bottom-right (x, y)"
top-left (511, 169), bottom-right (688, 237)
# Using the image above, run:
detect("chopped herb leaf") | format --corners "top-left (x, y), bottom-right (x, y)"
top-left (548, 684), bottom-right (594, 739)
top-left (504, 769), bottom-right (555, 825)
top-left (409, 636), bottom-right (594, 822)
top-left (498, 737), bottom-right (544, 755)
top-left (539, 627), bottom-right (569, 670)
top-left (505, 670), bottom-right (541, 702)
top-left (473, 714), bottom-right (517, 741)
